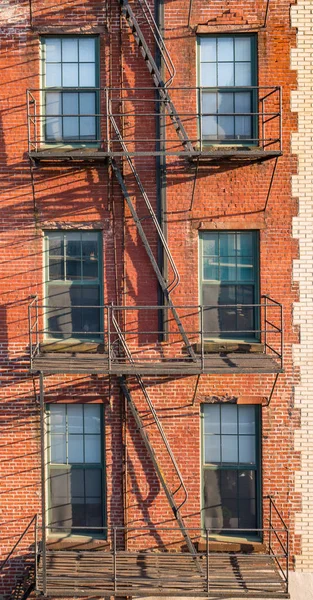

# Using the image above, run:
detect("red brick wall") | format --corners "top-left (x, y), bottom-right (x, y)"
top-left (0, 0), bottom-right (300, 596)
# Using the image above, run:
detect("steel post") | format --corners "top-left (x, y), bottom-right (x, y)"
top-left (40, 372), bottom-right (47, 596)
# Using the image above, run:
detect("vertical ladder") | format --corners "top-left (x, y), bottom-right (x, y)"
top-left (112, 312), bottom-right (199, 559)
top-left (109, 115), bottom-right (196, 360)
top-left (119, 0), bottom-right (194, 153)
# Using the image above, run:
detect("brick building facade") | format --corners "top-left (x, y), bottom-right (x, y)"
top-left (0, 0), bottom-right (312, 598)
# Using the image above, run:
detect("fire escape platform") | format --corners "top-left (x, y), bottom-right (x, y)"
top-left (28, 149), bottom-right (110, 162)
top-left (189, 149), bottom-right (282, 163)
top-left (30, 352), bottom-right (282, 375)
top-left (36, 550), bottom-right (288, 598)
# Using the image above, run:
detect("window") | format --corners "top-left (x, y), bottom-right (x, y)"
top-left (201, 404), bottom-right (260, 534)
top-left (199, 231), bottom-right (259, 340)
top-left (42, 36), bottom-right (98, 142)
top-left (47, 403), bottom-right (105, 534)
top-left (199, 35), bottom-right (256, 143)
top-left (44, 231), bottom-right (102, 340)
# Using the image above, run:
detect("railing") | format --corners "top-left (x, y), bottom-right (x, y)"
top-left (267, 495), bottom-right (289, 595)
top-left (35, 506), bottom-right (289, 597)
top-left (126, 0), bottom-right (176, 86)
top-left (28, 296), bottom-right (283, 371)
top-left (0, 515), bottom-right (38, 598)
top-left (26, 86), bottom-right (282, 155)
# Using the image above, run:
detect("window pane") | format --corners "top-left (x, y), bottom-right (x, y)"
top-left (203, 469), bottom-right (223, 530)
top-left (80, 117), bottom-right (96, 139)
top-left (203, 404), bottom-right (220, 434)
top-left (72, 497), bottom-right (85, 526)
top-left (85, 435), bottom-right (101, 463)
top-left (79, 38), bottom-right (96, 62)
top-left (239, 435), bottom-right (256, 464)
top-left (63, 93), bottom-right (79, 115)
top-left (45, 38), bottom-right (61, 62)
top-left (84, 404), bottom-right (101, 434)
top-left (217, 62), bottom-right (234, 86)
top-left (238, 232), bottom-right (253, 256)
top-left (62, 38), bottom-right (78, 62)
top-left (50, 405), bottom-right (66, 433)
top-left (68, 434), bottom-right (84, 463)
top-left (221, 435), bottom-right (238, 463)
top-left (238, 469), bottom-right (256, 498)
top-left (202, 233), bottom-right (218, 256)
top-left (48, 233), bottom-right (64, 256)
top-left (200, 38), bottom-right (216, 62)
top-left (67, 233), bottom-right (81, 258)
top-left (46, 117), bottom-right (62, 140)
top-left (63, 117), bottom-right (79, 140)
top-left (220, 257), bottom-right (236, 281)
top-left (202, 117), bottom-right (218, 139)
top-left (49, 468), bottom-right (71, 530)
top-left (218, 116), bottom-right (234, 139)
top-left (237, 257), bottom-right (254, 282)
top-left (220, 233), bottom-right (236, 257)
top-left (235, 38), bottom-right (251, 62)
top-left (217, 37), bottom-right (234, 62)
top-left (203, 256), bottom-right (218, 280)
top-left (49, 258), bottom-right (64, 280)
top-left (221, 404), bottom-right (237, 434)
top-left (46, 63), bottom-right (61, 87)
top-left (223, 498), bottom-right (239, 528)
top-left (79, 63), bottom-right (96, 87)
top-left (239, 499), bottom-right (256, 529)
top-left (234, 92), bottom-right (251, 114)
top-left (62, 63), bottom-right (78, 87)
top-left (235, 116), bottom-right (252, 139)
top-left (202, 92), bottom-right (217, 115)
top-left (68, 404), bottom-right (83, 433)
top-left (80, 92), bottom-right (96, 114)
top-left (46, 284), bottom-right (72, 338)
top-left (220, 469), bottom-right (237, 499)
top-left (50, 434), bottom-right (66, 463)
top-left (239, 406), bottom-right (255, 434)
top-left (201, 63), bottom-right (216, 87)
top-left (218, 93), bottom-right (233, 115)
top-left (85, 469), bottom-right (102, 497)
top-left (67, 259), bottom-right (81, 279)
top-left (86, 500), bottom-right (102, 527)
top-left (46, 92), bottom-right (61, 115)
top-left (204, 435), bottom-right (220, 463)
top-left (71, 468), bottom-right (84, 496)
top-left (45, 93), bottom-right (62, 139)
top-left (235, 62), bottom-right (251, 86)
top-left (82, 256), bottom-right (98, 278)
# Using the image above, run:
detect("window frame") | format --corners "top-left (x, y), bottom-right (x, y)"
top-left (197, 34), bottom-right (258, 146)
top-left (198, 230), bottom-right (260, 341)
top-left (43, 230), bottom-right (103, 342)
top-left (200, 403), bottom-right (262, 539)
top-left (46, 403), bottom-right (106, 538)
top-left (40, 35), bottom-right (100, 147)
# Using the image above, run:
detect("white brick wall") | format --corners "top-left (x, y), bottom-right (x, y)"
top-left (291, 0), bottom-right (313, 574)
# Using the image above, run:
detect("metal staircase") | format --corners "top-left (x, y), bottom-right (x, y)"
top-left (119, 0), bottom-right (194, 152)
top-left (112, 0), bottom-right (199, 563)
top-left (111, 312), bottom-right (199, 559)
top-left (110, 115), bottom-right (196, 360)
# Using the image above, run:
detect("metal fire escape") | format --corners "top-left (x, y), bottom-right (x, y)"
top-left (112, 0), bottom-right (198, 556)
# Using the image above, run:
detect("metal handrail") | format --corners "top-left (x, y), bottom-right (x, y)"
top-left (35, 518), bottom-right (288, 596)
top-left (26, 86), bottom-right (282, 154)
top-left (0, 514), bottom-right (37, 573)
top-left (132, 0), bottom-right (176, 86)
top-left (28, 298), bottom-right (283, 368)
top-left (112, 310), bottom-right (189, 510)
top-left (266, 495), bottom-right (289, 592)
